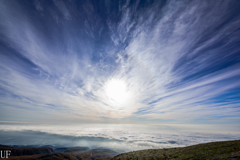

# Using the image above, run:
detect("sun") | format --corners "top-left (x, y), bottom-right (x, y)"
top-left (105, 79), bottom-right (129, 104)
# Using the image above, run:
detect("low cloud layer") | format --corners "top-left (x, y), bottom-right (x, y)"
top-left (0, 124), bottom-right (239, 152)
top-left (0, 0), bottom-right (240, 125)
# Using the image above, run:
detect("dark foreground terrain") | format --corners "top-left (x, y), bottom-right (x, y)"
top-left (1, 140), bottom-right (240, 160)
top-left (0, 145), bottom-right (117, 160)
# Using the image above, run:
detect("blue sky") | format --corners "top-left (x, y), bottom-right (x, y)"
top-left (0, 0), bottom-right (240, 125)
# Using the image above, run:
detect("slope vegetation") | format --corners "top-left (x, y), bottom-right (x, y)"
top-left (112, 140), bottom-right (240, 160)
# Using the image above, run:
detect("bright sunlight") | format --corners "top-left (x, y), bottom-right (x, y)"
top-left (105, 79), bottom-right (130, 105)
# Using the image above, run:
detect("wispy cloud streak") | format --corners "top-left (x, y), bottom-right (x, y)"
top-left (0, 0), bottom-right (239, 124)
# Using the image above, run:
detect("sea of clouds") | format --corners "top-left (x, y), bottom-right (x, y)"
top-left (0, 124), bottom-right (239, 152)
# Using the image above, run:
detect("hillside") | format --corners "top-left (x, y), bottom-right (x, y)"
top-left (112, 140), bottom-right (240, 160)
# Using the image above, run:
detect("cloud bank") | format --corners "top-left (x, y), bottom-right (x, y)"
top-left (0, 124), bottom-right (239, 152)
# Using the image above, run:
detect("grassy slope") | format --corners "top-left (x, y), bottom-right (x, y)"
top-left (112, 140), bottom-right (240, 160)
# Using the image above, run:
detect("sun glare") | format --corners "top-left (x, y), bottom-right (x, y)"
top-left (105, 79), bottom-right (129, 104)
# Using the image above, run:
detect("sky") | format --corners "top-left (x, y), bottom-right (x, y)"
top-left (0, 0), bottom-right (240, 126)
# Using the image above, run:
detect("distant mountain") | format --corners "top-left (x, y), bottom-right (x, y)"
top-left (0, 144), bottom-right (118, 160)
top-left (0, 144), bottom-right (54, 156)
